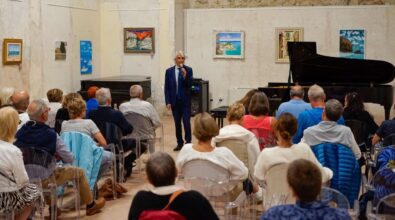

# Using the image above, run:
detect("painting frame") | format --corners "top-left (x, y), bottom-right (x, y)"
top-left (124, 28), bottom-right (155, 53)
top-left (213, 31), bottom-right (245, 59)
top-left (275, 28), bottom-right (304, 63)
top-left (3, 39), bottom-right (23, 65)
top-left (339, 29), bottom-right (365, 60)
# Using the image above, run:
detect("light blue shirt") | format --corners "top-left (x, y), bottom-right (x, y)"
top-left (276, 99), bottom-right (312, 119)
top-left (174, 66), bottom-right (181, 94)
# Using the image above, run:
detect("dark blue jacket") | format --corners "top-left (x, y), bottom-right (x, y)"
top-left (14, 121), bottom-right (57, 156)
top-left (164, 65), bottom-right (193, 107)
top-left (89, 106), bottom-right (133, 136)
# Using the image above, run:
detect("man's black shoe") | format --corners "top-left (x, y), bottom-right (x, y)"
top-left (173, 145), bottom-right (182, 151)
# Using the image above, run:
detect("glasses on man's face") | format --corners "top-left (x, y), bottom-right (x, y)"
top-left (19, 120), bottom-right (22, 125)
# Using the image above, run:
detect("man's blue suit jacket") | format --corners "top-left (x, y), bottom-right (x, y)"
top-left (164, 65), bottom-right (193, 107)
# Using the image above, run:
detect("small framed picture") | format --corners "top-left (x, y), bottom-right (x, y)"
top-left (213, 31), bottom-right (245, 59)
top-left (124, 28), bottom-right (155, 53)
top-left (275, 28), bottom-right (303, 63)
top-left (339, 29), bottom-right (365, 60)
top-left (3, 39), bottom-right (23, 65)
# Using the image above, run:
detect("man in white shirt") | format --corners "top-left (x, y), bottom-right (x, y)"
top-left (302, 99), bottom-right (362, 160)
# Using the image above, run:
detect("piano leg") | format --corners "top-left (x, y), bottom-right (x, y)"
top-left (384, 104), bottom-right (391, 120)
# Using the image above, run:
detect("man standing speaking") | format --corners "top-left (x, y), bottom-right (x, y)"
top-left (165, 51), bottom-right (193, 151)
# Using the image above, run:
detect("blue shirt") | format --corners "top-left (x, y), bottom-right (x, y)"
top-left (86, 98), bottom-right (99, 118)
top-left (276, 99), bottom-right (312, 119)
top-left (261, 200), bottom-right (351, 220)
top-left (293, 107), bottom-right (345, 143)
top-left (376, 120), bottom-right (395, 139)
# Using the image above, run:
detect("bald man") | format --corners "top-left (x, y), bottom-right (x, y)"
top-left (11, 90), bottom-right (30, 129)
top-left (275, 85), bottom-right (311, 119)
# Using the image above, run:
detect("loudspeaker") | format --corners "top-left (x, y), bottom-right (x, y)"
top-left (190, 78), bottom-right (209, 116)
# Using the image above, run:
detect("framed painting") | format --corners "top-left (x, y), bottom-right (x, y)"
top-left (214, 31), bottom-right (245, 59)
top-left (55, 41), bottom-right (67, 60)
top-left (80, 40), bottom-right (92, 74)
top-left (124, 28), bottom-right (155, 53)
top-left (275, 28), bottom-right (303, 63)
top-left (339, 29), bottom-right (365, 59)
top-left (3, 39), bottom-right (23, 65)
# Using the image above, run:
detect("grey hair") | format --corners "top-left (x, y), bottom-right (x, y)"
top-left (96, 88), bottom-right (111, 105)
top-left (290, 85), bottom-right (304, 98)
top-left (325, 99), bottom-right (344, 121)
top-left (129, 85), bottom-right (143, 98)
top-left (174, 51), bottom-right (185, 59)
top-left (27, 99), bottom-right (47, 120)
top-left (308, 84), bottom-right (325, 102)
top-left (0, 87), bottom-right (15, 105)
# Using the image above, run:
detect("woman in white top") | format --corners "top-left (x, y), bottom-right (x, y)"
top-left (176, 112), bottom-right (248, 181)
top-left (0, 107), bottom-right (41, 220)
top-left (254, 113), bottom-right (333, 183)
top-left (212, 102), bottom-right (260, 175)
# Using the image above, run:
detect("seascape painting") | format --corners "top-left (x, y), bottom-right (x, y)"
top-left (214, 31), bottom-right (244, 59)
top-left (3, 39), bottom-right (23, 65)
top-left (339, 29), bottom-right (365, 59)
top-left (124, 28), bottom-right (155, 53)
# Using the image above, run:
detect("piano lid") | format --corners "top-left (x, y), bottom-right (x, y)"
top-left (287, 42), bottom-right (395, 85)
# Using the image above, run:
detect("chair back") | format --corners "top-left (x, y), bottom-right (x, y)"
top-left (264, 163), bottom-right (292, 208)
top-left (124, 112), bottom-right (155, 140)
top-left (345, 119), bottom-right (370, 150)
top-left (376, 192), bottom-right (395, 216)
top-left (318, 186), bottom-right (350, 210)
top-left (95, 121), bottom-right (123, 147)
top-left (20, 147), bottom-right (56, 181)
top-left (312, 143), bottom-right (361, 205)
top-left (383, 134), bottom-right (395, 147)
top-left (216, 139), bottom-right (249, 170)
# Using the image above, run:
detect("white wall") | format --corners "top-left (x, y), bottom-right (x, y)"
top-left (185, 6), bottom-right (395, 119)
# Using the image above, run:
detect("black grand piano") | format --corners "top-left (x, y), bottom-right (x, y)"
top-left (259, 42), bottom-right (395, 119)
top-left (78, 75), bottom-right (151, 107)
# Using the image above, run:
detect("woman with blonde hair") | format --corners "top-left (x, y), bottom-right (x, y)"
top-left (176, 112), bottom-right (248, 181)
top-left (0, 107), bottom-right (41, 220)
top-left (54, 92), bottom-right (82, 133)
top-left (0, 87), bottom-right (15, 107)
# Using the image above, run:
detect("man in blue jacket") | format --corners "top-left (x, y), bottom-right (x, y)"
top-left (164, 51), bottom-right (193, 151)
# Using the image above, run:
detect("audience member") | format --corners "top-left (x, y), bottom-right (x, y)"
top-left (212, 102), bottom-right (260, 174)
top-left (344, 92), bottom-right (378, 134)
top-left (293, 84), bottom-right (345, 143)
top-left (60, 97), bottom-right (113, 176)
top-left (128, 152), bottom-right (219, 220)
top-left (120, 85), bottom-right (161, 129)
top-left (242, 92), bottom-right (276, 150)
top-left (254, 113), bottom-right (333, 182)
top-left (261, 159), bottom-right (351, 220)
top-left (239, 89), bottom-right (259, 115)
top-left (86, 86), bottom-right (99, 117)
top-left (10, 90), bottom-right (30, 129)
top-left (54, 92), bottom-right (82, 133)
top-left (371, 104), bottom-right (395, 146)
top-left (89, 88), bottom-right (135, 178)
top-left (302, 99), bottom-right (361, 160)
top-left (0, 107), bottom-right (41, 220)
top-left (14, 100), bottom-right (105, 216)
top-left (275, 85), bottom-right (311, 119)
top-left (45, 88), bottom-right (63, 128)
top-left (176, 112), bottom-right (248, 181)
top-left (0, 86), bottom-right (15, 107)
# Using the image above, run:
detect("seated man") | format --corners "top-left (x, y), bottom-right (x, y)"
top-left (10, 90), bottom-right (30, 129)
top-left (275, 85), bottom-right (311, 119)
top-left (119, 85), bottom-right (161, 153)
top-left (261, 159), bottom-right (351, 220)
top-left (293, 84), bottom-right (345, 143)
top-left (14, 99), bottom-right (105, 216)
top-left (128, 152), bottom-right (219, 220)
top-left (302, 99), bottom-right (362, 160)
top-left (89, 87), bottom-right (135, 178)
top-left (371, 108), bottom-right (395, 145)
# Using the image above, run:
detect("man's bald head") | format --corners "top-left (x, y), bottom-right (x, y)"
top-left (11, 90), bottom-right (30, 113)
top-left (290, 85), bottom-right (304, 99)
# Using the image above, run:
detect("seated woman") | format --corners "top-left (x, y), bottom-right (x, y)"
top-left (212, 102), bottom-right (260, 177)
top-left (54, 92), bottom-right (82, 133)
top-left (129, 152), bottom-right (219, 220)
top-left (254, 113), bottom-right (332, 183)
top-left (238, 89), bottom-right (259, 115)
top-left (60, 97), bottom-right (112, 176)
top-left (0, 107), bottom-right (41, 220)
top-left (261, 159), bottom-right (350, 220)
top-left (176, 112), bottom-right (248, 181)
top-left (45, 88), bottom-right (63, 129)
top-left (242, 92), bottom-right (276, 150)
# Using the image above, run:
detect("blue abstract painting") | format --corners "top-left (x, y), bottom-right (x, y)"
top-left (339, 30), bottom-right (365, 59)
top-left (80, 40), bottom-right (92, 74)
